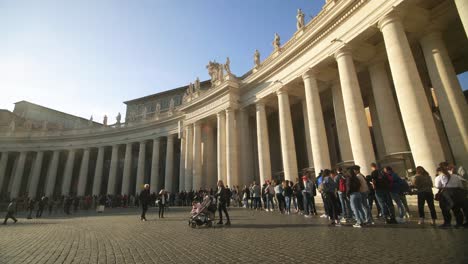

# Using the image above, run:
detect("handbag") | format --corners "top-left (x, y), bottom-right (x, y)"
top-left (435, 175), bottom-right (451, 201)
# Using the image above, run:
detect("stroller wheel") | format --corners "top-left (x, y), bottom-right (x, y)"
top-left (207, 221), bottom-right (213, 227)
top-left (191, 222), bottom-right (197, 228)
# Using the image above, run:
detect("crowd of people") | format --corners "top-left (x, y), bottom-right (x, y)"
top-left (3, 161), bottom-right (468, 229)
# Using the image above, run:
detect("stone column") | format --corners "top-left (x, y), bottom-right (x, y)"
top-left (107, 145), bottom-right (119, 195)
top-left (77, 148), bottom-right (90, 196)
top-left (226, 108), bottom-right (239, 186)
top-left (135, 141), bottom-right (146, 194)
top-left (165, 135), bottom-right (175, 192)
top-left (420, 31), bottom-right (468, 168)
top-left (204, 124), bottom-right (216, 188)
top-left (368, 94), bottom-right (387, 160)
top-left (10, 151), bottom-right (27, 199)
top-left (192, 122), bottom-right (202, 190)
top-left (276, 89), bottom-right (298, 182)
top-left (61, 149), bottom-right (76, 196)
top-left (92, 146), bottom-right (105, 196)
top-left (335, 47), bottom-right (376, 175)
top-left (216, 112), bottom-right (226, 183)
top-left (303, 72), bottom-right (331, 172)
top-left (455, 0), bottom-right (468, 37)
top-left (379, 13), bottom-right (445, 174)
top-left (150, 138), bottom-right (161, 193)
top-left (45, 150), bottom-right (60, 197)
top-left (184, 127), bottom-right (193, 191)
top-left (368, 61), bottom-right (408, 155)
top-left (239, 108), bottom-right (253, 185)
top-left (179, 132), bottom-right (186, 192)
top-left (122, 143), bottom-right (133, 195)
top-left (332, 82), bottom-right (353, 163)
top-left (0, 152), bottom-right (9, 193)
top-left (301, 101), bottom-right (314, 168)
top-left (28, 151), bottom-right (43, 199)
top-left (256, 102), bottom-right (272, 185)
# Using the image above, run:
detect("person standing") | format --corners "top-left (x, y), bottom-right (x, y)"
top-left (384, 167), bottom-right (406, 223)
top-left (3, 199), bottom-right (18, 225)
top-left (36, 196), bottom-right (46, 218)
top-left (411, 166), bottom-right (437, 225)
top-left (158, 188), bottom-right (167, 218)
top-left (336, 168), bottom-right (352, 223)
top-left (346, 168), bottom-right (366, 228)
top-left (283, 180), bottom-right (292, 215)
top-left (216, 180), bottom-right (231, 226)
top-left (435, 162), bottom-right (464, 228)
top-left (251, 181), bottom-right (261, 210)
top-left (302, 175), bottom-right (313, 217)
top-left (139, 184), bottom-right (151, 221)
top-left (352, 166), bottom-right (373, 225)
top-left (27, 198), bottom-right (35, 219)
top-left (322, 169), bottom-right (340, 226)
top-left (370, 163), bottom-right (397, 224)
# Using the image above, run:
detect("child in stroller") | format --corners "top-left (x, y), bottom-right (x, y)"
top-left (189, 194), bottom-right (216, 228)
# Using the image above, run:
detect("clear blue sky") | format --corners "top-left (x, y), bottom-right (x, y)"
top-left (1, 0), bottom-right (467, 123)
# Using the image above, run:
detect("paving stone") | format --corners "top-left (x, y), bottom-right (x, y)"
top-left (0, 207), bottom-right (466, 264)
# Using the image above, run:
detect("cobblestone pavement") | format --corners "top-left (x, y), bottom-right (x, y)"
top-left (0, 206), bottom-right (467, 264)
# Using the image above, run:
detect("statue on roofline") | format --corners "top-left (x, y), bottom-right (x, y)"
top-left (254, 49), bottom-right (261, 68)
top-left (297, 9), bottom-right (305, 30)
top-left (273, 33), bottom-right (281, 51)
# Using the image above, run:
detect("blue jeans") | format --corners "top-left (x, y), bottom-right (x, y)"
top-left (349, 192), bottom-right (366, 224)
top-left (375, 191), bottom-right (395, 219)
top-left (266, 194), bottom-right (275, 210)
top-left (303, 192), bottom-right (311, 215)
top-left (285, 196), bottom-right (291, 213)
top-left (390, 192), bottom-right (405, 218)
top-left (338, 191), bottom-right (352, 218)
top-left (361, 192), bottom-right (373, 223)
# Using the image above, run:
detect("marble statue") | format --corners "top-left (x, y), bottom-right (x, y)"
top-left (9, 119), bottom-right (15, 132)
top-left (142, 107), bottom-right (147, 120)
top-left (254, 49), bottom-right (261, 68)
top-left (189, 82), bottom-right (194, 94)
top-left (273, 33), bottom-right (281, 51)
top-left (155, 103), bottom-right (161, 116)
top-left (297, 9), bottom-right (305, 30)
top-left (224, 57), bottom-right (231, 74)
top-left (195, 77), bottom-right (201, 91)
top-left (169, 98), bottom-right (175, 112)
top-left (116, 112), bottom-right (121, 124)
top-left (103, 115), bottom-right (108, 126)
top-left (206, 61), bottom-right (222, 86)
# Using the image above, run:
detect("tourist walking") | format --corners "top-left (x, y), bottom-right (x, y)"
top-left (139, 184), bottom-right (151, 221)
top-left (216, 180), bottom-right (231, 226)
top-left (3, 199), bottom-right (18, 225)
top-left (158, 188), bottom-right (167, 218)
top-left (384, 167), bottom-right (406, 223)
top-left (36, 196), bottom-right (46, 218)
top-left (27, 198), bottom-right (35, 219)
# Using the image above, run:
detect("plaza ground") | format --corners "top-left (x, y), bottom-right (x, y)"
top-left (0, 206), bottom-right (467, 264)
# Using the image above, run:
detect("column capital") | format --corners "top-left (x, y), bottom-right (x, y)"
top-left (154, 137), bottom-right (161, 142)
top-left (334, 46), bottom-right (352, 60)
top-left (276, 87), bottom-right (288, 96)
top-left (225, 107), bottom-right (235, 114)
top-left (139, 140), bottom-right (147, 145)
top-left (301, 69), bottom-right (318, 81)
top-left (216, 111), bottom-right (225, 118)
top-left (377, 11), bottom-right (402, 32)
top-left (167, 134), bottom-right (175, 141)
top-left (255, 101), bottom-right (266, 110)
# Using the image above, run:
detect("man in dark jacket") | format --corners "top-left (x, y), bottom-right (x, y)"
top-left (139, 184), bottom-right (151, 221)
top-left (3, 199), bottom-right (18, 225)
top-left (216, 180), bottom-right (231, 226)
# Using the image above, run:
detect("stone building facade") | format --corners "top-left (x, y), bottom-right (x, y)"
top-left (0, 0), bottom-right (467, 199)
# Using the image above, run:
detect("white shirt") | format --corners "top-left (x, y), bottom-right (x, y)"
top-left (434, 174), bottom-right (463, 189)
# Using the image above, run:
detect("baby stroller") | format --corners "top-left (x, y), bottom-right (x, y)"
top-left (189, 195), bottom-right (217, 228)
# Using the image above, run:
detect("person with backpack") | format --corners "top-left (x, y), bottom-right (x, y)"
top-left (435, 162), bottom-right (464, 228)
top-left (384, 167), bottom-right (406, 223)
top-left (370, 163), bottom-right (397, 224)
top-left (2, 199), bottom-right (18, 225)
top-left (293, 178), bottom-right (304, 214)
top-left (302, 175), bottom-right (313, 217)
top-left (336, 167), bottom-right (352, 222)
top-left (411, 166), bottom-right (437, 225)
top-left (346, 168), bottom-right (366, 228)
